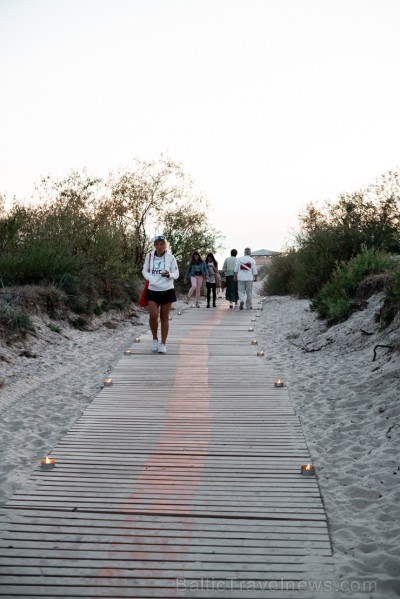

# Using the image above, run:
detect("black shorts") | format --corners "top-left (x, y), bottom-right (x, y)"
top-left (146, 288), bottom-right (177, 305)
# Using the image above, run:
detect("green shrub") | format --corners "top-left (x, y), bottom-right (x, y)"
top-left (263, 251), bottom-right (297, 295)
top-left (0, 303), bottom-right (34, 333)
top-left (380, 271), bottom-right (400, 327)
top-left (289, 182), bottom-right (400, 298)
top-left (311, 248), bottom-right (393, 324)
top-left (47, 322), bottom-right (62, 334)
top-left (325, 295), bottom-right (354, 325)
top-left (0, 243), bottom-right (83, 286)
top-left (71, 317), bottom-right (88, 330)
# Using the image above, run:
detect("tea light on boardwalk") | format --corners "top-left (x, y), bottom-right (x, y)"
top-left (256, 314), bottom-right (261, 318)
top-left (103, 378), bottom-right (113, 386)
top-left (251, 318), bottom-right (256, 322)
top-left (257, 350), bottom-right (265, 357)
top-left (248, 327), bottom-right (255, 332)
top-left (124, 349), bottom-right (133, 355)
top-left (178, 310), bottom-right (182, 315)
top-left (41, 456), bottom-right (55, 470)
top-left (274, 378), bottom-right (284, 387)
top-left (301, 464), bottom-right (315, 477)
top-left (251, 339), bottom-right (258, 345)
top-left (134, 337), bottom-right (141, 343)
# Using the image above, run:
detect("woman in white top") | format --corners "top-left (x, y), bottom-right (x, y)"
top-left (142, 235), bottom-right (179, 354)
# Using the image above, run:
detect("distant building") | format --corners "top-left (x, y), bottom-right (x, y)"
top-left (250, 249), bottom-right (279, 267)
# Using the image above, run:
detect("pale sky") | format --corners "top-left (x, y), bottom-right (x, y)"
top-left (1, 0), bottom-right (400, 262)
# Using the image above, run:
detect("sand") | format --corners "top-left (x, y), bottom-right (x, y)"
top-left (0, 290), bottom-right (399, 597)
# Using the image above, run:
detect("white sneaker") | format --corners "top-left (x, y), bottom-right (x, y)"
top-left (158, 343), bottom-right (167, 354)
top-left (151, 340), bottom-right (158, 352)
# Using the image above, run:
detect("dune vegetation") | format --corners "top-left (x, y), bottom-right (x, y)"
top-left (263, 169), bottom-right (400, 327)
top-left (0, 157), bottom-right (222, 336)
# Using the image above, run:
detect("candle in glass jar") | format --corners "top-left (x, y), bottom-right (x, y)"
top-left (41, 456), bottom-right (55, 470)
top-left (301, 464), bottom-right (315, 476)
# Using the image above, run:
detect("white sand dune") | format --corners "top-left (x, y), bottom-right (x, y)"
top-left (256, 291), bottom-right (400, 598)
top-left (0, 291), bottom-right (399, 597)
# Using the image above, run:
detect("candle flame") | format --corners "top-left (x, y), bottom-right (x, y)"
top-left (45, 456), bottom-right (51, 464)
top-left (306, 464), bottom-right (311, 470)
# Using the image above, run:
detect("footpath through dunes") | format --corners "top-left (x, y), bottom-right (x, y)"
top-left (0, 297), bottom-right (334, 598)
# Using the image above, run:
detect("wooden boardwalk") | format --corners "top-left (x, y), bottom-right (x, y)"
top-left (0, 300), bottom-right (334, 598)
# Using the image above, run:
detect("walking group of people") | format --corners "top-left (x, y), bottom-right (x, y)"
top-left (184, 251), bottom-right (220, 308)
top-left (141, 235), bottom-right (258, 354)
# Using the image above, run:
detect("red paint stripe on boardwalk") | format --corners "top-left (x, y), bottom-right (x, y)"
top-left (94, 310), bottom-right (225, 595)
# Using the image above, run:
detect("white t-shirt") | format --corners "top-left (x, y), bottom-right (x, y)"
top-left (234, 255), bottom-right (257, 281)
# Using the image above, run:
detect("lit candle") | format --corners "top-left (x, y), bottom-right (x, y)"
top-left (257, 350), bottom-right (265, 357)
top-left (256, 314), bottom-right (261, 318)
top-left (248, 327), bottom-right (255, 332)
top-left (251, 339), bottom-right (258, 345)
top-left (103, 378), bottom-right (113, 386)
top-left (177, 310), bottom-right (182, 315)
top-left (134, 337), bottom-right (141, 343)
top-left (301, 464), bottom-right (315, 477)
top-left (274, 378), bottom-right (284, 387)
top-left (169, 316), bottom-right (172, 320)
top-left (124, 349), bottom-right (133, 355)
top-left (41, 456), bottom-right (55, 470)
top-left (251, 318), bottom-right (256, 322)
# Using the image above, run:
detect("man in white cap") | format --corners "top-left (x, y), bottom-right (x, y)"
top-left (233, 247), bottom-right (258, 310)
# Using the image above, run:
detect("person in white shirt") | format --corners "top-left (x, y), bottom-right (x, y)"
top-left (233, 247), bottom-right (258, 310)
top-left (142, 235), bottom-right (179, 353)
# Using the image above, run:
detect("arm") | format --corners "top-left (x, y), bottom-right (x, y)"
top-left (142, 252), bottom-right (151, 281)
top-left (252, 259), bottom-right (258, 280)
top-left (167, 255), bottom-right (179, 281)
top-left (233, 257), bottom-right (239, 279)
top-left (184, 263), bottom-right (191, 280)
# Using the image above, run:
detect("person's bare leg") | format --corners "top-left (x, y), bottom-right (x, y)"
top-left (148, 301), bottom-right (159, 340)
top-left (160, 303), bottom-right (172, 344)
